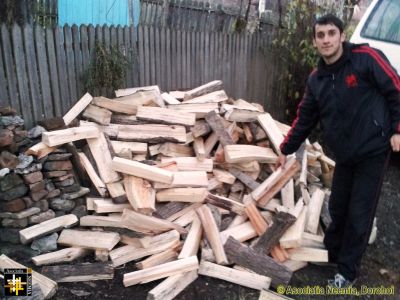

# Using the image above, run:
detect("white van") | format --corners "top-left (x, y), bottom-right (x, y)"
top-left (350, 0), bottom-right (400, 73)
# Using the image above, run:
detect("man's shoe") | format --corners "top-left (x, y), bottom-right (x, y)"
top-left (327, 273), bottom-right (356, 288)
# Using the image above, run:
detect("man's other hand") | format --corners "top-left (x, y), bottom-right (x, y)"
top-left (276, 154), bottom-right (287, 169)
top-left (390, 134), bottom-right (400, 152)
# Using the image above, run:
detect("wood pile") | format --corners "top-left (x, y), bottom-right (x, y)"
top-left (2, 80), bottom-right (339, 299)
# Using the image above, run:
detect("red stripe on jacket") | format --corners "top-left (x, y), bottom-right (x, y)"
top-left (353, 46), bottom-right (400, 91)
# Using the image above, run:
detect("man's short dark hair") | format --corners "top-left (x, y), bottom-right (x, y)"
top-left (313, 14), bottom-right (344, 37)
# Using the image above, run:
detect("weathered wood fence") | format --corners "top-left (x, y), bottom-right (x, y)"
top-left (0, 23), bottom-right (285, 128)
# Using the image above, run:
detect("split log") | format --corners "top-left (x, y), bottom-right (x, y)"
top-left (110, 140), bottom-right (147, 155)
top-left (281, 179), bottom-right (295, 209)
top-left (229, 168), bottom-right (260, 190)
top-left (110, 231), bottom-right (180, 267)
top-left (287, 247), bottom-right (328, 262)
top-left (257, 113), bottom-right (284, 154)
top-left (32, 248), bottom-right (90, 266)
top-left (80, 215), bottom-right (124, 228)
top-left (19, 214), bottom-right (78, 244)
top-left (147, 270), bottom-right (198, 300)
top-left (123, 256), bottom-right (199, 286)
top-left (156, 188), bottom-right (207, 203)
top-left (168, 103), bottom-right (219, 119)
top-left (105, 181), bottom-right (127, 203)
top-left (220, 221), bottom-right (257, 244)
top-left (78, 152), bottom-right (107, 197)
top-left (252, 157), bottom-right (300, 206)
top-left (301, 232), bottom-right (325, 249)
top-left (244, 198), bottom-right (268, 235)
top-left (178, 215), bottom-right (202, 259)
top-left (193, 137), bottom-right (206, 161)
top-left (191, 120), bottom-right (211, 137)
top-left (183, 90), bottom-right (228, 104)
top-left (82, 104), bottom-right (112, 125)
top-left (280, 206), bottom-right (307, 249)
top-left (155, 202), bottom-right (188, 220)
top-left (183, 80), bottom-right (223, 100)
top-left (198, 260), bottom-right (271, 291)
top-left (224, 237), bottom-right (292, 287)
top-left (161, 157), bottom-right (213, 172)
top-left (253, 212), bottom-right (297, 254)
top-left (159, 142), bottom-right (194, 157)
top-left (224, 145), bottom-right (277, 163)
top-left (196, 204), bottom-right (229, 264)
top-left (63, 92), bottom-right (93, 125)
top-left (0, 254), bottom-right (57, 299)
top-left (93, 198), bottom-right (132, 213)
top-left (112, 157), bottom-right (173, 184)
top-left (282, 260), bottom-right (308, 272)
top-left (153, 171), bottom-right (208, 188)
top-left (136, 249), bottom-right (179, 270)
top-left (161, 92), bottom-right (181, 104)
top-left (42, 127), bottom-right (99, 147)
top-left (206, 193), bottom-right (245, 215)
top-left (26, 142), bottom-right (57, 159)
top-left (57, 229), bottom-right (120, 250)
top-left (212, 169), bottom-right (235, 184)
top-left (121, 208), bottom-right (186, 235)
top-left (92, 96), bottom-right (138, 114)
top-left (305, 188), bottom-right (325, 234)
top-left (41, 262), bottom-right (113, 282)
top-left (115, 85), bottom-right (160, 97)
top-left (124, 176), bottom-right (155, 214)
top-left (205, 111), bottom-right (234, 146)
top-left (87, 132), bottom-right (120, 184)
top-left (136, 106), bottom-right (196, 126)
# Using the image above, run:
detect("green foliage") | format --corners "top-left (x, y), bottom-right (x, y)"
top-left (83, 43), bottom-right (129, 95)
top-left (272, 0), bottom-right (336, 121)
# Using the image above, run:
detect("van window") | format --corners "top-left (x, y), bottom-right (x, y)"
top-left (361, 0), bottom-right (400, 45)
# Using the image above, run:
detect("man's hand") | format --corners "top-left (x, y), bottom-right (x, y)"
top-left (276, 154), bottom-right (287, 170)
top-left (390, 134), bottom-right (400, 152)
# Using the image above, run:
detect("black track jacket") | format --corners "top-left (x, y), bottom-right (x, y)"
top-left (280, 42), bottom-right (400, 163)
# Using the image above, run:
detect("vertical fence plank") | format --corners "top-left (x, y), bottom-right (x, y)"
top-left (176, 29), bottom-right (182, 89)
top-left (149, 26), bottom-right (156, 85)
top-left (1, 24), bottom-right (19, 112)
top-left (138, 25), bottom-right (145, 86)
top-left (131, 25), bottom-right (140, 88)
top-left (123, 26), bottom-right (131, 88)
top-left (45, 27), bottom-right (62, 117)
top-left (80, 25), bottom-right (90, 80)
top-left (54, 26), bottom-right (71, 113)
top-left (154, 26), bottom-right (161, 88)
top-left (160, 26), bottom-right (166, 91)
top-left (0, 39), bottom-right (9, 107)
top-left (165, 27), bottom-right (172, 90)
top-left (143, 26), bottom-right (150, 86)
top-left (35, 25), bottom-right (53, 118)
top-left (170, 28), bottom-right (177, 89)
top-left (12, 24), bottom-right (33, 126)
top-left (72, 25), bottom-right (83, 98)
top-left (23, 25), bottom-right (42, 121)
top-left (190, 30), bottom-right (196, 88)
top-left (185, 30), bottom-right (191, 89)
top-left (64, 25), bottom-right (78, 102)
top-left (181, 29), bottom-right (187, 89)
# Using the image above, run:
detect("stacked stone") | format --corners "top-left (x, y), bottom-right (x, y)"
top-left (0, 107), bottom-right (88, 249)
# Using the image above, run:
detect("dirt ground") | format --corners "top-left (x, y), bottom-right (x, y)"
top-left (1, 155), bottom-right (399, 300)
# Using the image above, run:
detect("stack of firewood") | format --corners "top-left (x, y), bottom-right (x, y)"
top-left (1, 81), bottom-right (339, 299)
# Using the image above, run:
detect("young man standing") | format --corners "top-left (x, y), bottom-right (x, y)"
top-left (277, 14), bottom-right (400, 287)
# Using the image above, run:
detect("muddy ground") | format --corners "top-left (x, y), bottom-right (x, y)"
top-left (1, 155), bottom-right (399, 300)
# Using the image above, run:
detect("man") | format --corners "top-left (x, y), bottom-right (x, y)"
top-left (277, 14), bottom-right (400, 287)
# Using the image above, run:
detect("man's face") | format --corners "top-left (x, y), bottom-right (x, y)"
top-left (313, 23), bottom-right (346, 63)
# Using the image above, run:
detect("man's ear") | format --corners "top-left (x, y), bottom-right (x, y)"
top-left (340, 32), bottom-right (346, 42)
top-left (312, 38), bottom-right (317, 48)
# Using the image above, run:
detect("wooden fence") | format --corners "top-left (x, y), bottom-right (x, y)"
top-left (0, 23), bottom-right (286, 128)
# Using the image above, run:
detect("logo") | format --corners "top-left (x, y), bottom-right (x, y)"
top-left (3, 268), bottom-right (32, 297)
top-left (345, 73), bottom-right (358, 87)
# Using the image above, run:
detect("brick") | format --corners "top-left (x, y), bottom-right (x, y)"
top-left (0, 198), bottom-right (26, 212)
top-left (30, 189), bottom-right (48, 201)
top-left (0, 129), bottom-right (13, 147)
top-left (44, 171), bottom-right (68, 178)
top-left (22, 197), bottom-right (33, 208)
top-left (47, 153), bottom-right (72, 161)
top-left (2, 218), bottom-right (28, 228)
top-left (0, 151), bottom-right (19, 169)
top-left (54, 178), bottom-right (75, 187)
top-left (23, 171), bottom-right (43, 184)
top-left (52, 173), bottom-right (74, 182)
top-left (43, 160), bottom-right (73, 171)
top-left (29, 180), bottom-right (46, 193)
top-left (46, 189), bottom-right (61, 199)
top-left (32, 199), bottom-right (49, 212)
top-left (0, 184), bottom-right (28, 202)
top-left (0, 173), bottom-right (23, 191)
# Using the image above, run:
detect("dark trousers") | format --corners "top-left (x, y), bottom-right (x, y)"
top-left (323, 151), bottom-right (391, 281)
